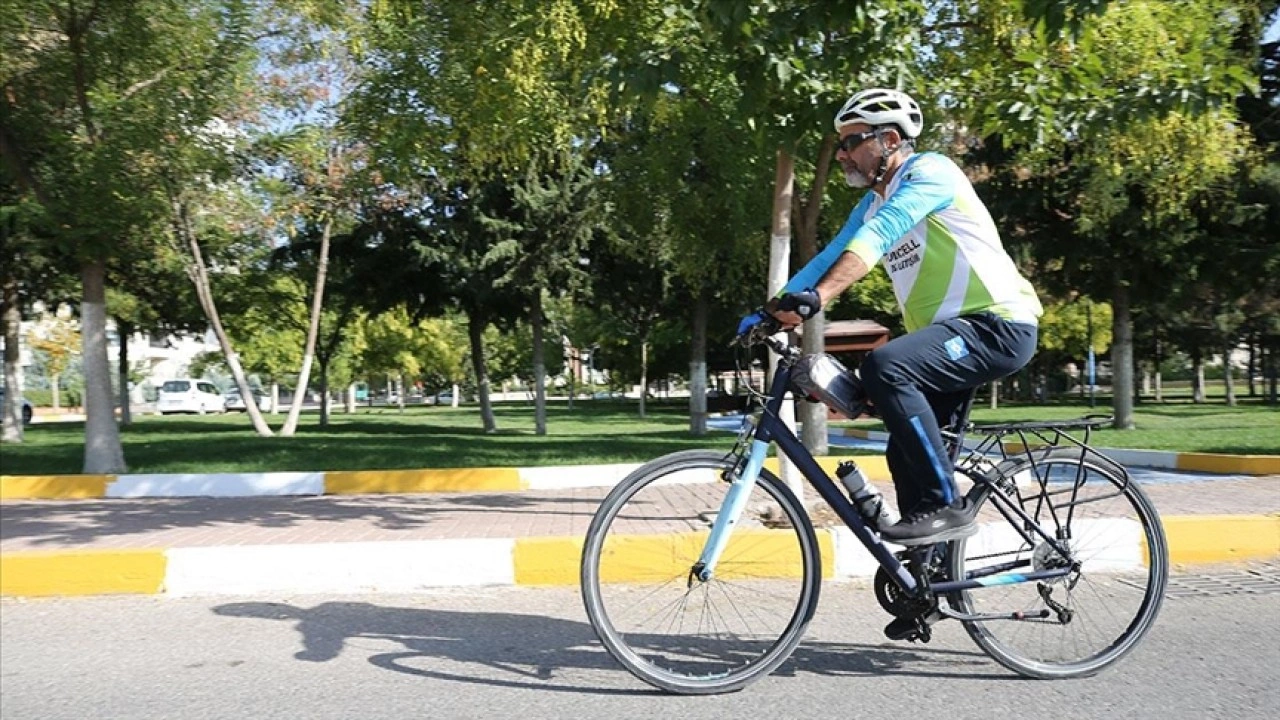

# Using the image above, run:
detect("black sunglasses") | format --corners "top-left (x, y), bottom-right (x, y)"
top-left (836, 130), bottom-right (879, 153)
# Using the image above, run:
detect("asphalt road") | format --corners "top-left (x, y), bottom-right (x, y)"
top-left (2, 583), bottom-right (1277, 720)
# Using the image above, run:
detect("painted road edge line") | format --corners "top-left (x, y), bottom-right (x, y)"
top-left (2, 514), bottom-right (1275, 597)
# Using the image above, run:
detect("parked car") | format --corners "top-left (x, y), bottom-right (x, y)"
top-left (224, 388), bottom-right (272, 413)
top-left (0, 387), bottom-right (33, 425)
top-left (156, 379), bottom-right (225, 415)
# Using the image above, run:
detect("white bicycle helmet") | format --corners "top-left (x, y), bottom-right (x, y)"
top-left (833, 88), bottom-right (924, 139)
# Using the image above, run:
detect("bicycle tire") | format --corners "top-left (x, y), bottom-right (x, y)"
top-left (947, 448), bottom-right (1168, 678)
top-left (581, 450), bottom-right (821, 694)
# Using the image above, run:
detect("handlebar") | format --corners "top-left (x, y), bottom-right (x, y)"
top-left (733, 314), bottom-right (801, 362)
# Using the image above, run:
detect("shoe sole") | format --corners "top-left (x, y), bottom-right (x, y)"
top-left (883, 522), bottom-right (979, 547)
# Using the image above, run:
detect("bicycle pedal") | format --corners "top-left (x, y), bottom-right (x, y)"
top-left (883, 617), bottom-right (925, 642)
top-left (884, 610), bottom-right (940, 643)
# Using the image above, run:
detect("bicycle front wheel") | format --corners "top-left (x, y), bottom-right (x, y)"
top-left (948, 448), bottom-right (1168, 678)
top-left (581, 450), bottom-right (821, 694)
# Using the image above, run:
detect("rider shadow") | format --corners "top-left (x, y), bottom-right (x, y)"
top-left (214, 599), bottom-right (656, 695)
top-left (213, 600), bottom-right (1003, 693)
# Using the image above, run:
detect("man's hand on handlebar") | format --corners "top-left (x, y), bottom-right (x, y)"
top-left (766, 289), bottom-right (822, 329)
top-left (734, 310), bottom-right (781, 344)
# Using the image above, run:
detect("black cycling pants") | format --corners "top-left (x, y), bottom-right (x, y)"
top-left (858, 313), bottom-right (1038, 514)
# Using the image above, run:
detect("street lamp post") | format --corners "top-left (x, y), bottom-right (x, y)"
top-left (1086, 300), bottom-right (1096, 409)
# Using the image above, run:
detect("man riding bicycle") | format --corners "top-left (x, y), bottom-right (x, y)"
top-left (743, 88), bottom-right (1042, 546)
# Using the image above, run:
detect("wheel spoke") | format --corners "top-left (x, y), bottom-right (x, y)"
top-left (951, 451), bottom-right (1167, 678)
top-left (582, 452), bottom-right (819, 693)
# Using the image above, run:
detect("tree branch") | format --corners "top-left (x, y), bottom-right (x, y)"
top-left (120, 68), bottom-right (172, 101)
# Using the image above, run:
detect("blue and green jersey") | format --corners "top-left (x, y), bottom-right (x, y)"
top-left (781, 152), bottom-right (1042, 332)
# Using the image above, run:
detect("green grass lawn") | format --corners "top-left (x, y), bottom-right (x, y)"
top-left (2, 398), bottom-right (1275, 476)
top-left (845, 398), bottom-right (1280, 455)
top-left (0, 400), bottom-right (872, 475)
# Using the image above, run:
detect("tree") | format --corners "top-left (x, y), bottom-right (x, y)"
top-left (248, 2), bottom-right (371, 436)
top-left (0, 186), bottom-right (74, 442)
top-left (478, 150), bottom-right (603, 434)
top-left (359, 306), bottom-right (463, 410)
top-left (26, 311), bottom-right (80, 410)
top-left (940, 0), bottom-right (1259, 427)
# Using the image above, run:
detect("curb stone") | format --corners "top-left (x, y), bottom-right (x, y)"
top-left (2, 514), bottom-right (1276, 598)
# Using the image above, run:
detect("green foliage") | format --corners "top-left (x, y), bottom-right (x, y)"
top-left (25, 314), bottom-right (80, 381)
top-left (1039, 297), bottom-right (1114, 356)
top-left (360, 306), bottom-right (465, 386)
top-left (482, 323), bottom-right (567, 386)
top-left (825, 264), bottom-right (903, 333)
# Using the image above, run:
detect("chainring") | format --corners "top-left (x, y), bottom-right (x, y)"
top-left (873, 566), bottom-right (932, 618)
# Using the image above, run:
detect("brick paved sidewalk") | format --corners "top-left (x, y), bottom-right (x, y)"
top-left (2, 476), bottom-right (1276, 554)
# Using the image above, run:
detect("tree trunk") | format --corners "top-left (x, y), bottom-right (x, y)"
top-left (1110, 278), bottom-right (1135, 429)
top-left (531, 291), bottom-right (547, 436)
top-left (2, 279), bottom-right (23, 443)
top-left (116, 318), bottom-right (132, 425)
top-left (1268, 340), bottom-right (1278, 405)
top-left (799, 314), bottom-right (828, 455)
top-left (318, 360), bottom-right (330, 426)
top-left (270, 382), bottom-right (281, 414)
top-left (1223, 342), bottom-right (1236, 407)
top-left (989, 379), bottom-right (1000, 410)
top-left (567, 346), bottom-right (576, 410)
top-left (81, 260), bottom-right (126, 473)
top-left (345, 382), bottom-right (355, 414)
top-left (638, 336), bottom-right (649, 420)
top-left (467, 312), bottom-right (497, 433)
top-left (173, 195), bottom-right (274, 436)
top-left (793, 135), bottom-right (835, 458)
top-left (281, 218), bottom-right (333, 436)
top-left (1154, 336), bottom-right (1164, 403)
top-left (1191, 348), bottom-right (1206, 404)
top-left (770, 147), bottom-right (801, 496)
top-left (1247, 336), bottom-right (1257, 397)
top-left (689, 290), bottom-right (709, 435)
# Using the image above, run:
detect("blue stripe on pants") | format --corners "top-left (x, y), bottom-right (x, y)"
top-left (910, 414), bottom-right (953, 504)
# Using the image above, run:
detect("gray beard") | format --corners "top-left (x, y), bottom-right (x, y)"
top-left (843, 168), bottom-right (872, 188)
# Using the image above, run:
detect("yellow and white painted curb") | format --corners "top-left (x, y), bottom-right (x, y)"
top-left (0, 456), bottom-right (892, 501)
top-left (2, 513), bottom-right (1275, 598)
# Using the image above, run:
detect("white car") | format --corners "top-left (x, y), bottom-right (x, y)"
top-left (224, 388), bottom-right (272, 412)
top-left (0, 387), bottom-right (33, 425)
top-left (157, 379), bottom-right (225, 415)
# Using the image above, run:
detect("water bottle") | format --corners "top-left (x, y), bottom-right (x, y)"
top-left (835, 461), bottom-right (897, 530)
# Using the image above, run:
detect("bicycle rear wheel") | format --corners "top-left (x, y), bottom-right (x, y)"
top-left (947, 448), bottom-right (1168, 678)
top-left (581, 450), bottom-right (821, 694)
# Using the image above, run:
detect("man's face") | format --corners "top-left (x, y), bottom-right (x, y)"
top-left (835, 123), bottom-right (883, 188)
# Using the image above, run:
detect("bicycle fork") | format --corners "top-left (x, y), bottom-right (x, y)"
top-left (691, 438), bottom-right (770, 583)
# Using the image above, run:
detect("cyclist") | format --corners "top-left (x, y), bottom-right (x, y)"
top-left (742, 88), bottom-right (1042, 546)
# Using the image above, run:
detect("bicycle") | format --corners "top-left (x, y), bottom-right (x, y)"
top-left (580, 318), bottom-right (1168, 694)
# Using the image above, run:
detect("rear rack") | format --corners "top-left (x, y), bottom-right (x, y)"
top-left (949, 414), bottom-right (1129, 486)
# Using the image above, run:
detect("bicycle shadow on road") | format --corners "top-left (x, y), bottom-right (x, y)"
top-left (213, 600), bottom-right (1002, 694)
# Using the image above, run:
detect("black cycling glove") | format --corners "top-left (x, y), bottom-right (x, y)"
top-left (775, 289), bottom-right (822, 320)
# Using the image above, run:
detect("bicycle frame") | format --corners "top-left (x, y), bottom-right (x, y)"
top-left (696, 355), bottom-right (1074, 597)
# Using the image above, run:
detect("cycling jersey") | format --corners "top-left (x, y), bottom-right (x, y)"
top-left (781, 152), bottom-right (1042, 332)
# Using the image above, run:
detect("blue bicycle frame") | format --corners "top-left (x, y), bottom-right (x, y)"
top-left (695, 359), bottom-right (1074, 597)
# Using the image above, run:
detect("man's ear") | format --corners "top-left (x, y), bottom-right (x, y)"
top-left (881, 127), bottom-right (903, 152)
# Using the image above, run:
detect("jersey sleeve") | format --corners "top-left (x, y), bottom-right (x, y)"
top-left (777, 192), bottom-right (875, 296)
top-left (843, 154), bottom-right (957, 266)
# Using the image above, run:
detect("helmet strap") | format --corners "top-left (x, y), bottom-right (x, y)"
top-left (871, 128), bottom-right (893, 184)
